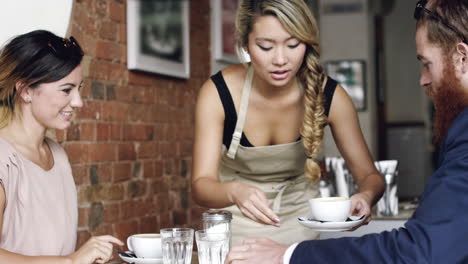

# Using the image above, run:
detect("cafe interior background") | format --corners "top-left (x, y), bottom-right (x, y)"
top-left (0, 0), bottom-right (431, 246)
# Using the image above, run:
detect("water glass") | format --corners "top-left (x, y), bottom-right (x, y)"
top-left (160, 228), bottom-right (194, 264)
top-left (195, 230), bottom-right (230, 264)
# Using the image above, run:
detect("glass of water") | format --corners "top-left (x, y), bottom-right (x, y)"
top-left (160, 228), bottom-right (194, 264)
top-left (195, 230), bottom-right (230, 264)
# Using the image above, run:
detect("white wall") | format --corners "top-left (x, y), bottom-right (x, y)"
top-left (319, 0), bottom-right (377, 158)
top-left (0, 0), bottom-right (72, 47)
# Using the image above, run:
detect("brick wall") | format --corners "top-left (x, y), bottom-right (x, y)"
top-left (59, 0), bottom-right (210, 248)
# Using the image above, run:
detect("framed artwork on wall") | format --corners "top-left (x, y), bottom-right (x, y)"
top-left (325, 60), bottom-right (367, 111)
top-left (212, 0), bottom-right (240, 63)
top-left (127, 0), bottom-right (190, 78)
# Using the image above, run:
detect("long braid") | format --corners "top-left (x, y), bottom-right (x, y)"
top-left (300, 47), bottom-right (326, 183)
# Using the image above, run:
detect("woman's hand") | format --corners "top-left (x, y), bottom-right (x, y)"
top-left (67, 235), bottom-right (124, 264)
top-left (228, 182), bottom-right (280, 226)
top-left (350, 192), bottom-right (373, 227)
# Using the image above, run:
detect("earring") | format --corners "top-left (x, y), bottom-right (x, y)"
top-left (24, 96), bottom-right (31, 103)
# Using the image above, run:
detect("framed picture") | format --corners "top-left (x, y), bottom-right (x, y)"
top-left (212, 0), bottom-right (240, 63)
top-left (127, 0), bottom-right (190, 78)
top-left (325, 60), bottom-right (367, 111)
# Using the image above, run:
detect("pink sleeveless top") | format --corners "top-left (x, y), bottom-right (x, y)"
top-left (0, 137), bottom-right (77, 256)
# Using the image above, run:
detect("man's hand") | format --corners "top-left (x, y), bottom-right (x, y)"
top-left (225, 238), bottom-right (288, 264)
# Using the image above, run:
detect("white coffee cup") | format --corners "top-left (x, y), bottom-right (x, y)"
top-left (309, 197), bottom-right (351, 222)
top-left (127, 233), bottom-right (162, 259)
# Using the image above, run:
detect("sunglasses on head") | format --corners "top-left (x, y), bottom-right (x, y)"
top-left (47, 36), bottom-right (84, 56)
top-left (414, 0), bottom-right (467, 44)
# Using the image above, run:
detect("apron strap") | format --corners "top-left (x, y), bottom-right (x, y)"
top-left (226, 65), bottom-right (254, 159)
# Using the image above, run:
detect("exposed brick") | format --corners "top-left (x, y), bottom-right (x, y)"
top-left (88, 143), bottom-right (117, 162)
top-left (76, 231), bottom-right (91, 249)
top-left (99, 21), bottom-right (118, 41)
top-left (98, 163), bottom-right (113, 183)
top-left (158, 212), bottom-right (172, 229)
top-left (110, 123), bottom-right (122, 140)
top-left (139, 216), bottom-right (158, 234)
top-left (128, 72), bottom-right (155, 86)
top-left (133, 162), bottom-right (141, 178)
top-left (118, 142), bottom-right (136, 161)
top-left (66, 123), bottom-right (80, 141)
top-left (97, 123), bottom-right (110, 141)
top-left (80, 122), bottom-right (96, 141)
top-left (120, 199), bottom-right (137, 220)
top-left (90, 164), bottom-right (99, 185)
top-left (101, 101), bottom-right (129, 122)
top-left (80, 73), bottom-right (92, 96)
top-left (114, 162), bottom-right (132, 182)
top-left (94, 0), bottom-right (109, 18)
top-left (123, 124), bottom-right (154, 141)
top-left (72, 164), bottom-right (90, 185)
top-left (128, 180), bottom-right (146, 198)
top-left (76, 100), bottom-right (101, 120)
top-left (64, 143), bottom-right (89, 163)
top-left (118, 24), bottom-right (127, 44)
top-left (78, 207), bottom-right (89, 228)
top-left (110, 0), bottom-right (125, 22)
top-left (128, 104), bottom-right (150, 123)
top-left (79, 184), bottom-right (125, 203)
top-left (92, 223), bottom-right (113, 236)
top-left (91, 81), bottom-right (105, 100)
top-left (173, 210), bottom-right (188, 226)
top-left (96, 40), bottom-right (122, 61)
top-left (136, 141), bottom-right (158, 159)
top-left (89, 202), bottom-right (104, 231)
top-left (142, 160), bottom-right (154, 178)
top-left (103, 202), bottom-right (120, 223)
top-left (106, 84), bottom-right (116, 100)
top-left (114, 220), bottom-right (139, 245)
top-left (67, 0), bottom-right (211, 237)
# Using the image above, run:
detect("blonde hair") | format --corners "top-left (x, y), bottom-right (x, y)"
top-left (236, 0), bottom-right (326, 183)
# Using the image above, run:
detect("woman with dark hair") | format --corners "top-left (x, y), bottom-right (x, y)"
top-left (0, 30), bottom-right (123, 264)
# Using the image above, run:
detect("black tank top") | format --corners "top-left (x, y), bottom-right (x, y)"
top-left (211, 71), bottom-right (338, 148)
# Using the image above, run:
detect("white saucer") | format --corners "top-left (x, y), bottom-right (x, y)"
top-left (297, 215), bottom-right (365, 232)
top-left (119, 251), bottom-right (163, 264)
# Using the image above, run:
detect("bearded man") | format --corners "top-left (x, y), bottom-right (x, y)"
top-left (225, 0), bottom-right (468, 263)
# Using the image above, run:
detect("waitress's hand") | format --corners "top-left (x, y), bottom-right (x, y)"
top-left (67, 235), bottom-right (124, 264)
top-left (228, 182), bottom-right (280, 226)
top-left (349, 192), bottom-right (373, 228)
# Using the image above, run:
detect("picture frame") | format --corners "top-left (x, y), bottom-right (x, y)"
top-left (127, 0), bottom-right (190, 79)
top-left (212, 0), bottom-right (240, 63)
top-left (325, 60), bottom-right (367, 111)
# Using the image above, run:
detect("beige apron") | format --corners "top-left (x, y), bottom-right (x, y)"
top-left (219, 66), bottom-right (320, 246)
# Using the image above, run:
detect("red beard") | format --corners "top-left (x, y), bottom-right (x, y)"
top-left (428, 61), bottom-right (468, 146)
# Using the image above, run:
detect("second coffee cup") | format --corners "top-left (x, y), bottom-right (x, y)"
top-left (309, 197), bottom-right (351, 222)
top-left (127, 233), bottom-right (162, 259)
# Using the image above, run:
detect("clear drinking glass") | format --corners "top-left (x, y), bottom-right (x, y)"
top-left (195, 230), bottom-right (230, 264)
top-left (160, 228), bottom-right (194, 264)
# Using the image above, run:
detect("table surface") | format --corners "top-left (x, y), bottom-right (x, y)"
top-left (106, 252), bottom-right (199, 264)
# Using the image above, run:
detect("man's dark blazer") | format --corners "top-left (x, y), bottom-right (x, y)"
top-left (291, 108), bottom-right (468, 264)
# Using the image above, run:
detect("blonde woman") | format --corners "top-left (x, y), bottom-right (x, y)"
top-left (0, 30), bottom-right (123, 263)
top-left (192, 0), bottom-right (384, 245)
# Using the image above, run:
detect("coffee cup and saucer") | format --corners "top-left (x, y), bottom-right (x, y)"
top-left (297, 197), bottom-right (365, 232)
top-left (119, 233), bottom-right (163, 264)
